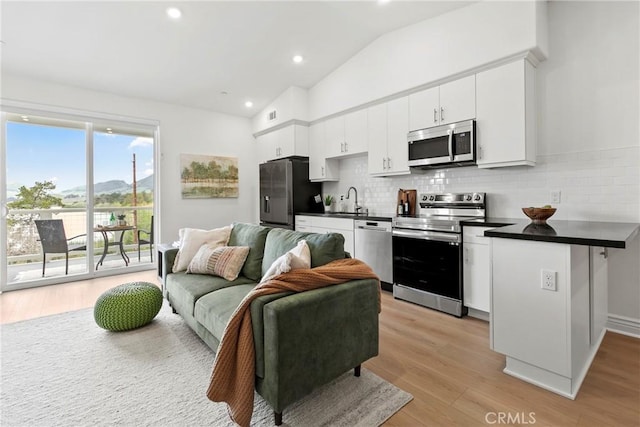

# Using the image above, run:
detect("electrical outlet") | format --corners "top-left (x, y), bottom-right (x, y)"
top-left (551, 190), bottom-right (561, 204)
top-left (541, 269), bottom-right (557, 291)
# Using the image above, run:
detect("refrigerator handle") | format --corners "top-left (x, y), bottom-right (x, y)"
top-left (264, 196), bottom-right (270, 213)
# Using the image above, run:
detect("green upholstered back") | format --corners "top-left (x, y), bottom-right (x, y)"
top-left (261, 228), bottom-right (346, 277)
top-left (228, 223), bottom-right (271, 281)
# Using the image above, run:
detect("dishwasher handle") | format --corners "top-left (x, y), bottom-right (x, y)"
top-left (355, 220), bottom-right (391, 232)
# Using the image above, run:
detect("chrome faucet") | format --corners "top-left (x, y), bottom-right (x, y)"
top-left (346, 186), bottom-right (361, 213)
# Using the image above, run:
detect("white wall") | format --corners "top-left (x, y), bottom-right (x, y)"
top-left (252, 86), bottom-right (308, 134)
top-left (323, 1), bottom-right (640, 321)
top-left (1, 74), bottom-right (259, 243)
top-left (308, 0), bottom-right (547, 120)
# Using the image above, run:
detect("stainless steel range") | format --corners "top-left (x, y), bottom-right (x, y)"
top-left (392, 192), bottom-right (486, 317)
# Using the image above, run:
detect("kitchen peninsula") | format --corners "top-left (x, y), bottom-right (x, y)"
top-left (486, 220), bottom-right (639, 399)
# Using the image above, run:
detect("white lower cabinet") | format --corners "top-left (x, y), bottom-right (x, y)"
top-left (295, 215), bottom-right (354, 256)
top-left (490, 238), bottom-right (609, 398)
top-left (462, 227), bottom-right (492, 314)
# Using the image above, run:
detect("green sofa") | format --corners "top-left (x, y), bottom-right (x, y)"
top-left (161, 223), bottom-right (380, 425)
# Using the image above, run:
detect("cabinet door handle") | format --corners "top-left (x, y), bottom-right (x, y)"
top-left (433, 108), bottom-right (438, 123)
top-left (478, 146), bottom-right (482, 160)
top-left (344, 141), bottom-right (348, 152)
top-left (464, 247), bottom-right (469, 264)
top-left (387, 157), bottom-right (391, 170)
top-left (600, 248), bottom-right (608, 259)
top-left (441, 107), bottom-right (445, 122)
top-left (340, 143), bottom-right (344, 152)
top-left (321, 166), bottom-right (325, 176)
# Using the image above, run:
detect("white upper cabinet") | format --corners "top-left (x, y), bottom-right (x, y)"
top-left (476, 59), bottom-right (536, 168)
top-left (368, 96), bottom-right (410, 176)
top-left (367, 103), bottom-right (387, 175)
top-left (324, 110), bottom-right (368, 158)
top-left (324, 116), bottom-right (345, 158)
top-left (309, 122), bottom-right (339, 181)
top-left (386, 97), bottom-right (410, 175)
top-left (344, 109), bottom-right (368, 155)
top-left (256, 125), bottom-right (309, 163)
top-left (409, 86), bottom-right (439, 131)
top-left (409, 75), bottom-right (476, 131)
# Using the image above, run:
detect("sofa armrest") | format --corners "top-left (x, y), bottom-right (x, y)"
top-left (161, 248), bottom-right (179, 289)
top-left (256, 279), bottom-right (379, 413)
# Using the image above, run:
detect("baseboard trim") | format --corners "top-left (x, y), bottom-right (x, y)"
top-left (607, 314), bottom-right (640, 338)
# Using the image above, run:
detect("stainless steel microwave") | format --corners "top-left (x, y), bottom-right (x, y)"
top-left (408, 120), bottom-right (476, 168)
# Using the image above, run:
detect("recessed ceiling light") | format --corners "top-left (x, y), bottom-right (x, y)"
top-left (220, 91), bottom-right (228, 95)
top-left (292, 55), bottom-right (304, 64)
top-left (166, 7), bottom-right (182, 19)
top-left (245, 101), bottom-right (253, 108)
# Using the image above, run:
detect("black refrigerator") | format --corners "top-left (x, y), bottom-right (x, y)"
top-left (259, 157), bottom-right (323, 229)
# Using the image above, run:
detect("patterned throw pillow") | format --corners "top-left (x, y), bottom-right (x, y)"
top-left (187, 245), bottom-right (250, 281)
top-left (172, 226), bottom-right (232, 273)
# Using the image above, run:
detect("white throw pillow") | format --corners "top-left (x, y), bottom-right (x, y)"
top-left (172, 225), bottom-right (232, 272)
top-left (260, 240), bottom-right (311, 283)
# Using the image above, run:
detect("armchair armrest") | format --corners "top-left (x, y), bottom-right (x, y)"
top-left (256, 279), bottom-right (379, 413)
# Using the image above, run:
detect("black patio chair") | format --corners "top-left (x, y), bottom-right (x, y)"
top-left (137, 215), bottom-right (154, 262)
top-left (34, 219), bottom-right (87, 277)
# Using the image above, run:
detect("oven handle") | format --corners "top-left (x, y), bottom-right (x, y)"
top-left (392, 228), bottom-right (460, 243)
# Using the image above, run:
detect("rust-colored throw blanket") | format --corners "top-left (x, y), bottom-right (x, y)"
top-left (206, 258), bottom-right (380, 427)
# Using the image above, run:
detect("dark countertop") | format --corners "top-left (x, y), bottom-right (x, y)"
top-left (296, 212), bottom-right (393, 222)
top-left (461, 217), bottom-right (519, 228)
top-left (484, 220), bottom-right (639, 249)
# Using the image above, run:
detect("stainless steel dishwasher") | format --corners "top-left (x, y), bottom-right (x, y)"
top-left (354, 219), bottom-right (393, 291)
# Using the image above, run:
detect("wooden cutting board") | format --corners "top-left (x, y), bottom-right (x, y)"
top-left (396, 189), bottom-right (417, 216)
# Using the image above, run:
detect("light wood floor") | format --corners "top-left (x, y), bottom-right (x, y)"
top-left (1, 272), bottom-right (638, 426)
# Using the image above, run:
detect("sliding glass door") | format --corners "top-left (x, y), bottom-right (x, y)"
top-left (1, 110), bottom-right (156, 291)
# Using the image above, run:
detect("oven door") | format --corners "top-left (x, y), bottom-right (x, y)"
top-left (392, 229), bottom-right (462, 300)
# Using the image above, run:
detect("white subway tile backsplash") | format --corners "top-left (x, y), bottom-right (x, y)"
top-left (322, 146), bottom-right (639, 222)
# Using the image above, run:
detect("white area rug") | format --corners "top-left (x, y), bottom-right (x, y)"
top-left (1, 304), bottom-right (412, 426)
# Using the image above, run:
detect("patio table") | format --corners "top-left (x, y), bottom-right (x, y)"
top-left (94, 225), bottom-right (136, 270)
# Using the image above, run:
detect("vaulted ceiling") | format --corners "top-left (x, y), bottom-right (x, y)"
top-left (1, 1), bottom-right (474, 118)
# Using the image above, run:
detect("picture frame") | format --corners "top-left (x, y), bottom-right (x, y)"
top-left (180, 154), bottom-right (239, 199)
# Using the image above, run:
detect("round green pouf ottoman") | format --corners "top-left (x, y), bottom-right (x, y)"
top-left (94, 282), bottom-right (163, 331)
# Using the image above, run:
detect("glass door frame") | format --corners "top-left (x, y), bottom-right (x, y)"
top-left (0, 101), bottom-right (159, 292)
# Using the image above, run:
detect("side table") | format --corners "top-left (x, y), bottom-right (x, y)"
top-left (156, 243), bottom-right (176, 296)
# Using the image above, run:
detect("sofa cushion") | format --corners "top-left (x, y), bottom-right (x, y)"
top-left (187, 245), bottom-right (250, 281)
top-left (261, 228), bottom-right (345, 277)
top-left (194, 284), bottom-right (256, 342)
top-left (166, 272), bottom-right (254, 317)
top-left (228, 223), bottom-right (271, 281)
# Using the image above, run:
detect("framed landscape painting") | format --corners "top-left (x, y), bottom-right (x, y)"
top-left (180, 154), bottom-right (239, 199)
